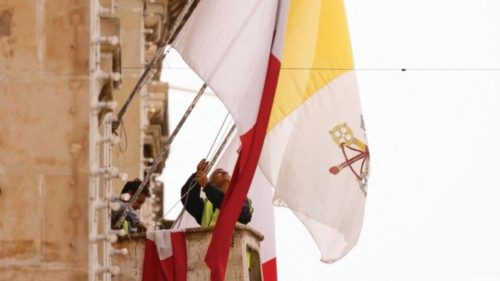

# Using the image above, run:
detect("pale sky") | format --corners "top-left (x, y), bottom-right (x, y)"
top-left (159, 1), bottom-right (500, 280)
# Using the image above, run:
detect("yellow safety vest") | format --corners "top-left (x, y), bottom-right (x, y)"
top-left (201, 199), bottom-right (220, 227)
top-left (122, 220), bottom-right (130, 234)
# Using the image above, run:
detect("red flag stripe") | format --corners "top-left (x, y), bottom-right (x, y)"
top-left (143, 238), bottom-right (169, 281)
top-left (205, 54), bottom-right (281, 281)
top-left (262, 258), bottom-right (278, 281)
top-left (171, 232), bottom-right (187, 281)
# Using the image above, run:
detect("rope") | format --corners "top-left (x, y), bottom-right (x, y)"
top-left (206, 124), bottom-right (236, 172)
top-left (167, 124), bottom-right (237, 229)
top-left (207, 118), bottom-right (232, 162)
top-left (118, 119), bottom-right (128, 153)
top-left (169, 113), bottom-right (231, 222)
top-left (167, 113), bottom-right (234, 228)
top-left (170, 208), bottom-right (186, 230)
top-left (114, 83), bottom-right (207, 229)
top-left (112, 0), bottom-right (196, 132)
top-left (206, 112), bottom-right (230, 161)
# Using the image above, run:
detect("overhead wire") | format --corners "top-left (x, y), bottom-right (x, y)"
top-left (121, 66), bottom-right (500, 71)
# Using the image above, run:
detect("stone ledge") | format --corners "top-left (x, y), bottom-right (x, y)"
top-left (117, 225), bottom-right (264, 242)
top-left (113, 225), bottom-right (264, 281)
top-left (184, 225), bottom-right (264, 242)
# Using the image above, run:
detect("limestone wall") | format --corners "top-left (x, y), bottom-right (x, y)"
top-left (0, 1), bottom-right (91, 279)
top-left (0, 0), bottom-right (173, 279)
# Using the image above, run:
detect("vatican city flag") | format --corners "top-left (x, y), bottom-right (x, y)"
top-left (259, 0), bottom-right (370, 263)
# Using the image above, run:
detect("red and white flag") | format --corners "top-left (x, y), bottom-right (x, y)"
top-left (142, 230), bottom-right (187, 281)
top-left (173, 1), bottom-right (288, 280)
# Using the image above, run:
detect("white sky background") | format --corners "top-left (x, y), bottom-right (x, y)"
top-left (159, 1), bottom-right (500, 280)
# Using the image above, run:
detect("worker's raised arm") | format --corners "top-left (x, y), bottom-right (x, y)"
top-left (181, 173), bottom-right (204, 224)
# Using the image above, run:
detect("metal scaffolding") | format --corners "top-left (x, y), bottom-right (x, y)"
top-left (88, 1), bottom-right (127, 280)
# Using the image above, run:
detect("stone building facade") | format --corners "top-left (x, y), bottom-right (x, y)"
top-left (0, 0), bottom-right (188, 279)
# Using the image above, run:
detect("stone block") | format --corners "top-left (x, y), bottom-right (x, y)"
top-left (44, 0), bottom-right (89, 75)
top-left (41, 173), bottom-right (88, 264)
top-left (112, 235), bottom-right (146, 281)
top-left (0, 1), bottom-right (38, 74)
top-left (0, 79), bottom-right (89, 174)
top-left (0, 173), bottom-right (42, 260)
top-left (111, 76), bottom-right (142, 182)
top-left (0, 267), bottom-right (86, 281)
top-left (115, 0), bottom-right (143, 68)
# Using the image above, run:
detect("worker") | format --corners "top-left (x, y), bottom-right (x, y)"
top-left (111, 179), bottom-right (150, 234)
top-left (180, 159), bottom-right (253, 226)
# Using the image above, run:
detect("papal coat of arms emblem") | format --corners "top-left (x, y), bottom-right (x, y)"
top-left (329, 122), bottom-right (370, 196)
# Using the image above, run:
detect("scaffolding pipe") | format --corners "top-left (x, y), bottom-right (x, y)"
top-left (88, 0), bottom-right (101, 280)
top-left (103, 113), bottom-right (114, 281)
top-left (113, 0), bottom-right (195, 132)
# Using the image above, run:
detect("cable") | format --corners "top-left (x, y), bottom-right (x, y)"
top-left (118, 119), bottom-right (128, 153)
top-left (163, 124), bottom-right (237, 225)
top-left (113, 83), bottom-right (207, 230)
top-left (165, 114), bottom-right (233, 227)
top-left (206, 112), bottom-right (230, 160)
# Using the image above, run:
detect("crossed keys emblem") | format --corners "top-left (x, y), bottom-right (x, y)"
top-left (329, 123), bottom-right (370, 195)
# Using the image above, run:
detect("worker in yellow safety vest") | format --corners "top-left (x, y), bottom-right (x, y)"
top-left (180, 159), bottom-right (253, 227)
top-left (181, 159), bottom-right (254, 268)
top-left (111, 179), bottom-right (150, 234)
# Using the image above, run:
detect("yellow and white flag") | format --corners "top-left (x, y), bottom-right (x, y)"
top-left (259, 0), bottom-right (370, 263)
